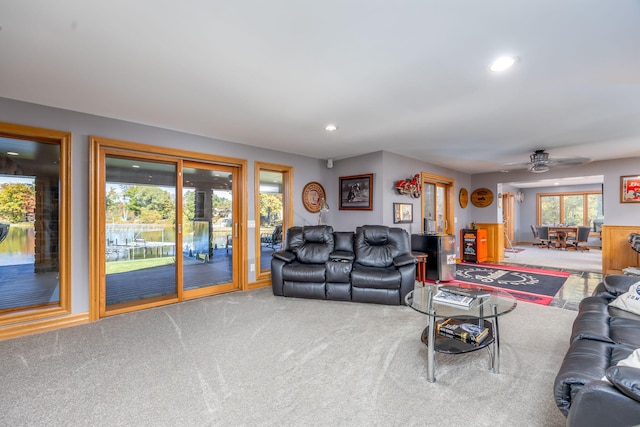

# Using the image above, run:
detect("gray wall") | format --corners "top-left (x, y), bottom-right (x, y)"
top-left (3, 95), bottom-right (638, 318)
top-left (1, 97), bottom-right (328, 314)
top-left (470, 158), bottom-right (640, 227)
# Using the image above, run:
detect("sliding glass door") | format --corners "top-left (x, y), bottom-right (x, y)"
top-left (182, 161), bottom-right (238, 296)
top-left (104, 155), bottom-right (178, 309)
top-left (94, 139), bottom-right (244, 317)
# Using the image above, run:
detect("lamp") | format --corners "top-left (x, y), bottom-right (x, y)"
top-left (516, 191), bottom-right (524, 203)
top-left (318, 198), bottom-right (330, 225)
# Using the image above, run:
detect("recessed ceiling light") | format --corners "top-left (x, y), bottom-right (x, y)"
top-left (7, 151), bottom-right (19, 156)
top-left (489, 56), bottom-right (518, 72)
top-left (325, 124), bottom-right (338, 132)
top-left (132, 164), bottom-right (140, 168)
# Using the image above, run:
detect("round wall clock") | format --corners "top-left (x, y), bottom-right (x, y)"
top-left (459, 188), bottom-right (469, 209)
top-left (302, 182), bottom-right (326, 213)
top-left (470, 188), bottom-right (494, 208)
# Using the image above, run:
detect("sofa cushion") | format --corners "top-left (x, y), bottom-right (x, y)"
top-left (354, 225), bottom-right (394, 268)
top-left (570, 296), bottom-right (615, 343)
top-left (282, 263), bottom-right (325, 282)
top-left (351, 265), bottom-right (401, 289)
top-left (606, 365), bottom-right (640, 403)
top-left (554, 339), bottom-right (635, 415)
top-left (295, 226), bottom-right (335, 264)
top-left (610, 282), bottom-right (640, 316)
top-left (610, 317), bottom-right (640, 347)
top-left (334, 231), bottom-right (354, 252)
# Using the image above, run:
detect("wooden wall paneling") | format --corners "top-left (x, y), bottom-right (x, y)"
top-left (602, 225), bottom-right (640, 275)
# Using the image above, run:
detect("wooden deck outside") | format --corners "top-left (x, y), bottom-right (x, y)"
top-left (1, 247), bottom-right (276, 312)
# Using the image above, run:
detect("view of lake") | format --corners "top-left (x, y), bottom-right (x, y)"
top-left (0, 225), bottom-right (34, 266)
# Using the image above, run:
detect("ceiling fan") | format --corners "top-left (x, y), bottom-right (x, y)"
top-left (504, 149), bottom-right (591, 173)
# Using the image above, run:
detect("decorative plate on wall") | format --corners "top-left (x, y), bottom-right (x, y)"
top-left (459, 188), bottom-right (469, 208)
top-left (471, 188), bottom-right (494, 208)
top-left (302, 182), bottom-right (326, 213)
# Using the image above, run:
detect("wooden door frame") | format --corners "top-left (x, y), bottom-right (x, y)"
top-left (502, 192), bottom-right (515, 247)
top-left (89, 136), bottom-right (247, 320)
top-left (420, 172), bottom-right (455, 234)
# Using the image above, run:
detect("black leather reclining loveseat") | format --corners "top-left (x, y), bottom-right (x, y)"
top-left (271, 225), bottom-right (416, 305)
top-left (554, 274), bottom-right (640, 426)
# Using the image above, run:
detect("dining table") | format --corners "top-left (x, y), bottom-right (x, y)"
top-left (547, 226), bottom-right (579, 249)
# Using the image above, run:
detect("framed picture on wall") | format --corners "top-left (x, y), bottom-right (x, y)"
top-left (621, 175), bottom-right (640, 203)
top-left (339, 174), bottom-right (373, 210)
top-left (393, 203), bottom-right (413, 224)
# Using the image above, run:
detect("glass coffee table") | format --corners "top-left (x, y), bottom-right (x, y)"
top-left (405, 284), bottom-right (517, 383)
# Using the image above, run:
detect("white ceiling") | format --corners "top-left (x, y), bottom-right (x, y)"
top-left (1, 1), bottom-right (640, 175)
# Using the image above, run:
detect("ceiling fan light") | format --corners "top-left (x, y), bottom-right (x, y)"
top-left (529, 164), bottom-right (549, 173)
top-left (530, 150), bottom-right (549, 164)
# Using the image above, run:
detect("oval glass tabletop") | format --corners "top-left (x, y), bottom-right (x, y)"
top-left (405, 284), bottom-right (517, 319)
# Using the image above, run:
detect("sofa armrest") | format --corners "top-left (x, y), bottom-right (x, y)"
top-left (272, 250), bottom-right (296, 263)
top-left (567, 380), bottom-right (640, 427)
top-left (604, 274), bottom-right (640, 296)
top-left (607, 366), bottom-right (640, 403)
top-left (394, 253), bottom-right (417, 268)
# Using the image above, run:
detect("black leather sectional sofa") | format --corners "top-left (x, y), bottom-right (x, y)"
top-left (554, 274), bottom-right (640, 426)
top-left (271, 225), bottom-right (416, 305)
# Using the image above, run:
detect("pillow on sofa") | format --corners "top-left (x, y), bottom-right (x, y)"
top-left (609, 282), bottom-right (640, 315)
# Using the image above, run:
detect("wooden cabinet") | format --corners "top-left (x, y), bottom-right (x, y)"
top-left (602, 225), bottom-right (640, 275)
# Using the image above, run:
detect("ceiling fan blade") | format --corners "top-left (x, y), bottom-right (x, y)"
top-left (548, 157), bottom-right (591, 167)
top-left (503, 150), bottom-right (591, 172)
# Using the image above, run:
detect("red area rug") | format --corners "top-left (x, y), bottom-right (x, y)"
top-left (445, 263), bottom-right (570, 306)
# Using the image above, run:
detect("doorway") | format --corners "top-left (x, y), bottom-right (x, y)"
top-left (91, 137), bottom-right (245, 318)
top-left (421, 172), bottom-right (454, 234)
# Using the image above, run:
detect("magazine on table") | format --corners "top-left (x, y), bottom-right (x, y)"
top-left (438, 285), bottom-right (491, 299)
top-left (432, 290), bottom-right (474, 307)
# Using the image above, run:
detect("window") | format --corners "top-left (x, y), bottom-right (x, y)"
top-left (254, 162), bottom-right (292, 283)
top-left (537, 191), bottom-right (602, 227)
top-left (0, 122), bottom-right (71, 327)
top-left (421, 173), bottom-right (454, 234)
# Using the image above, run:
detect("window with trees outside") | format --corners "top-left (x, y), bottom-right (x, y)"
top-left (255, 162), bottom-right (292, 282)
top-left (0, 123), bottom-right (71, 328)
top-left (538, 191), bottom-right (603, 227)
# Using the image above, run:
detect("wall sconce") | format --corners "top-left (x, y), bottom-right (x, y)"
top-left (516, 191), bottom-right (525, 203)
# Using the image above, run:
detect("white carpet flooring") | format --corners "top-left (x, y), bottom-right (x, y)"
top-left (0, 287), bottom-right (577, 426)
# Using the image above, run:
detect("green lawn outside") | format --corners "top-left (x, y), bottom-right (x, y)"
top-left (106, 257), bottom-right (175, 274)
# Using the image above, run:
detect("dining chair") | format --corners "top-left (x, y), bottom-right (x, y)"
top-left (535, 226), bottom-right (553, 248)
top-left (569, 226), bottom-right (591, 251)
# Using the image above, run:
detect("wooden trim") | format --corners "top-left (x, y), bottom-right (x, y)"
top-left (0, 313), bottom-right (89, 341)
top-left (247, 278), bottom-right (272, 290)
top-left (602, 225), bottom-right (640, 275)
top-left (89, 136), bottom-right (248, 318)
top-left (254, 162), bottom-right (294, 282)
top-left (0, 122), bottom-right (72, 327)
top-left (536, 190), bottom-right (602, 226)
top-left (420, 172), bottom-right (455, 235)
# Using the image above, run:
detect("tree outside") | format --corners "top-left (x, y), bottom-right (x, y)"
top-left (0, 183), bottom-right (35, 223)
top-left (260, 193), bottom-right (282, 226)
